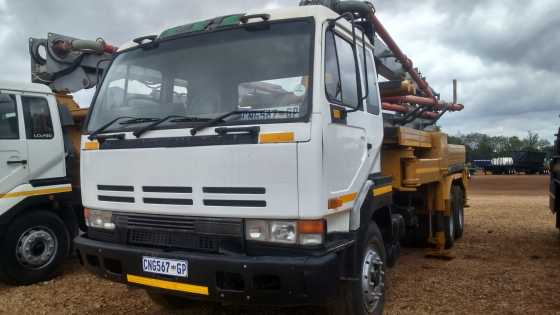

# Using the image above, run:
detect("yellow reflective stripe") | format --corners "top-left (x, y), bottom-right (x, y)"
top-left (127, 274), bottom-right (209, 296)
top-left (0, 186), bottom-right (72, 199)
top-left (339, 192), bottom-right (357, 203)
top-left (372, 185), bottom-right (392, 197)
top-left (259, 132), bottom-right (295, 143)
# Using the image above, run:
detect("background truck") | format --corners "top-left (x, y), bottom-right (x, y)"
top-left (512, 150), bottom-right (546, 175)
top-left (72, 1), bottom-right (467, 314)
top-left (476, 152), bottom-right (546, 175)
top-left (551, 128), bottom-right (559, 230)
top-left (486, 157), bottom-right (515, 175)
top-left (0, 36), bottom-right (113, 285)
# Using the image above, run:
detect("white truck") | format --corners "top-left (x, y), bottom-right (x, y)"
top-left (0, 81), bottom-right (81, 285)
top-left (0, 36), bottom-right (114, 285)
top-left (73, 2), bottom-right (468, 314)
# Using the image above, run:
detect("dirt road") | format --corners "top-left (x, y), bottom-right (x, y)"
top-left (1, 175), bottom-right (559, 314)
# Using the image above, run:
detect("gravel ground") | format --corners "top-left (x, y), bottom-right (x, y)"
top-left (1, 175), bottom-right (559, 315)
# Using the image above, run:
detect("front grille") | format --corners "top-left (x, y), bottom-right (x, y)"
top-left (113, 213), bottom-right (243, 253)
top-left (118, 214), bottom-right (197, 232)
top-left (128, 229), bottom-right (218, 252)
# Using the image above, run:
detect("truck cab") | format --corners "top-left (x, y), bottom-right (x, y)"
top-left (74, 4), bottom-right (466, 314)
top-left (0, 81), bottom-right (82, 285)
top-left (551, 128), bottom-right (559, 229)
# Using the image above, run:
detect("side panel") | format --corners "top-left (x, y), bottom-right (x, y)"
top-left (0, 92), bottom-right (30, 216)
top-left (0, 183), bottom-right (73, 220)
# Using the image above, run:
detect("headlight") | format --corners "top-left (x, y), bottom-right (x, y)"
top-left (84, 208), bottom-right (116, 231)
top-left (270, 221), bottom-right (297, 244)
top-left (246, 220), bottom-right (269, 242)
top-left (245, 219), bottom-right (324, 246)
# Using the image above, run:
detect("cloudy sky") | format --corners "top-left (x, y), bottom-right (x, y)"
top-left (0, 0), bottom-right (558, 141)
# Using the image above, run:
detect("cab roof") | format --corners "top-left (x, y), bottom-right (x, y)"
top-left (0, 80), bottom-right (52, 94)
top-left (118, 5), bottom-right (339, 52)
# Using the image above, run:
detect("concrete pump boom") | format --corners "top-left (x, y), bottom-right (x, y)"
top-left (29, 33), bottom-right (116, 94)
top-left (299, 0), bottom-right (464, 126)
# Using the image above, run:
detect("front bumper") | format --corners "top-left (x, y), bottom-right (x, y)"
top-left (75, 236), bottom-right (345, 306)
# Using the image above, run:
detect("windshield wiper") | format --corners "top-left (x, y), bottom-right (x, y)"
top-left (189, 110), bottom-right (293, 136)
top-left (133, 115), bottom-right (212, 138)
top-left (119, 117), bottom-right (160, 125)
top-left (88, 116), bottom-right (158, 140)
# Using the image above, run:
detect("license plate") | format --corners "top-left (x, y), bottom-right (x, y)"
top-left (142, 256), bottom-right (188, 278)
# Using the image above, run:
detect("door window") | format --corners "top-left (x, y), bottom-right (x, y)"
top-left (358, 47), bottom-right (381, 115)
top-left (21, 96), bottom-right (54, 139)
top-left (324, 31), bottom-right (360, 108)
top-left (0, 94), bottom-right (19, 140)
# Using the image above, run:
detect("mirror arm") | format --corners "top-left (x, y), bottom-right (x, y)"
top-left (361, 31), bottom-right (369, 102)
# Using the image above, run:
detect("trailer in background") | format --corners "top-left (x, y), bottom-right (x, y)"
top-left (485, 157), bottom-right (515, 175)
top-left (476, 151), bottom-right (547, 175)
top-left (473, 160), bottom-right (491, 170)
top-left (512, 151), bottom-right (546, 175)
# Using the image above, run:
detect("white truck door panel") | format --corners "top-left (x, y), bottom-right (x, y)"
top-left (21, 95), bottom-right (66, 181)
top-left (323, 27), bottom-right (381, 198)
top-left (325, 123), bottom-right (367, 193)
top-left (0, 93), bottom-right (29, 195)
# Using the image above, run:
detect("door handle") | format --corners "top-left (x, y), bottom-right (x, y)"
top-left (367, 143), bottom-right (373, 150)
top-left (7, 160), bottom-right (27, 165)
top-left (214, 126), bottom-right (260, 135)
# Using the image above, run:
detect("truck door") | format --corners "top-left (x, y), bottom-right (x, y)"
top-left (20, 95), bottom-right (66, 182)
top-left (0, 93), bottom-right (29, 195)
top-left (323, 25), bottom-right (382, 199)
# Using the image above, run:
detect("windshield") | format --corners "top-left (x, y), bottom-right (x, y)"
top-left (87, 19), bottom-right (314, 133)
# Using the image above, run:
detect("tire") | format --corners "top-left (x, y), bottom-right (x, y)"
top-left (325, 222), bottom-right (386, 315)
top-left (452, 185), bottom-right (465, 239)
top-left (0, 211), bottom-right (70, 285)
top-left (444, 207), bottom-right (455, 249)
top-left (147, 291), bottom-right (192, 310)
top-left (404, 214), bottom-right (429, 247)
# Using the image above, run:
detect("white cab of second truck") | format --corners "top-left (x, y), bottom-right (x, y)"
top-left (0, 81), bottom-right (81, 285)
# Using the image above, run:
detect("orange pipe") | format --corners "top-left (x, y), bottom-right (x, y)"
top-left (382, 102), bottom-right (439, 119)
top-left (382, 96), bottom-right (464, 112)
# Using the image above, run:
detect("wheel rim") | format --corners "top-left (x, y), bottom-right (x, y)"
top-left (15, 226), bottom-right (58, 270)
top-left (361, 246), bottom-right (385, 313)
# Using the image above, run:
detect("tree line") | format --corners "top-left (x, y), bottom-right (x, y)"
top-left (448, 131), bottom-right (554, 162)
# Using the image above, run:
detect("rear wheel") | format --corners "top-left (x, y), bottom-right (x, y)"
top-left (444, 210), bottom-right (455, 249)
top-left (0, 211), bottom-right (70, 285)
top-left (452, 185), bottom-right (465, 239)
top-left (325, 222), bottom-right (386, 315)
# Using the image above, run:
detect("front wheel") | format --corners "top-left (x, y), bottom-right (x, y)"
top-left (325, 222), bottom-right (386, 315)
top-left (0, 211), bottom-right (70, 285)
